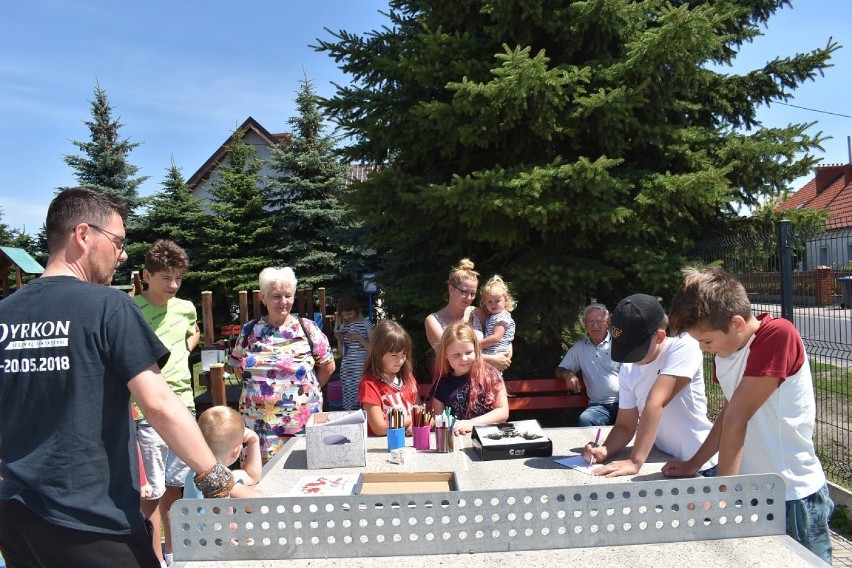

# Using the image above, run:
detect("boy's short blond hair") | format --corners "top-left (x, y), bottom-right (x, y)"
top-left (669, 267), bottom-right (752, 333)
top-left (197, 406), bottom-right (245, 462)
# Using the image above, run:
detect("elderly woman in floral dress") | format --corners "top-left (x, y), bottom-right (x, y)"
top-left (230, 267), bottom-right (335, 462)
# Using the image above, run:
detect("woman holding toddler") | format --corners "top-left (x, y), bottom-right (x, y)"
top-left (424, 258), bottom-right (512, 373)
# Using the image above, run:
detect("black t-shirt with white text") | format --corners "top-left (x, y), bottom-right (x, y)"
top-left (0, 276), bottom-right (169, 534)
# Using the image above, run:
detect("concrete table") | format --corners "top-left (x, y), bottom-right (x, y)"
top-left (173, 426), bottom-right (828, 567)
top-left (257, 425), bottom-right (675, 495)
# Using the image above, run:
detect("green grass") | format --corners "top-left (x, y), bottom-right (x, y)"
top-left (810, 361), bottom-right (852, 398)
top-left (813, 377), bottom-right (852, 397)
top-left (831, 504), bottom-right (852, 536)
top-left (811, 361), bottom-right (836, 372)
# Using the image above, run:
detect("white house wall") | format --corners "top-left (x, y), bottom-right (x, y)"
top-left (802, 229), bottom-right (852, 271)
top-left (191, 129), bottom-right (284, 210)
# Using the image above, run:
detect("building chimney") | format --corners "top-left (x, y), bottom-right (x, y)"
top-left (814, 164), bottom-right (852, 194)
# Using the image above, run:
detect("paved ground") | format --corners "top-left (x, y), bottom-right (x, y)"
top-left (834, 529), bottom-right (852, 567)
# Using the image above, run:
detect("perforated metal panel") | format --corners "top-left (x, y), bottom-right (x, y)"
top-left (171, 473), bottom-right (785, 562)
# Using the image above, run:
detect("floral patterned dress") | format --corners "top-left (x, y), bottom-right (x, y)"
top-left (231, 316), bottom-right (333, 462)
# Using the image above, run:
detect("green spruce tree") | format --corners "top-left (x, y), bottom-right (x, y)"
top-left (64, 82), bottom-right (148, 213)
top-left (267, 75), bottom-right (368, 296)
top-left (127, 161), bottom-right (209, 302)
top-left (318, 0), bottom-right (838, 374)
top-left (0, 209), bottom-right (35, 250)
top-left (199, 128), bottom-right (276, 307)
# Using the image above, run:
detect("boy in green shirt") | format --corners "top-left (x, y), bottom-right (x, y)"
top-left (133, 239), bottom-right (200, 567)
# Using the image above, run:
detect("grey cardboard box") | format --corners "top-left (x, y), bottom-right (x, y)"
top-left (305, 410), bottom-right (368, 469)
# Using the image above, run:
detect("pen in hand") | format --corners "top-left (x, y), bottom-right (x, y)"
top-left (588, 428), bottom-right (602, 466)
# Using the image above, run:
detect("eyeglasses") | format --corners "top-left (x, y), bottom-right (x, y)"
top-left (451, 283), bottom-right (477, 299)
top-left (584, 319), bottom-right (607, 327)
top-left (89, 224), bottom-right (128, 253)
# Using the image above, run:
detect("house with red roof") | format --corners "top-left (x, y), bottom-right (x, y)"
top-left (775, 162), bottom-right (852, 270)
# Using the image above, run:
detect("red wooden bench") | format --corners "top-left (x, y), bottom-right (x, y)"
top-left (219, 324), bottom-right (243, 339)
top-left (417, 378), bottom-right (588, 412)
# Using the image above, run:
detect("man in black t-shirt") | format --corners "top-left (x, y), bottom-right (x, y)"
top-left (0, 188), bottom-right (227, 568)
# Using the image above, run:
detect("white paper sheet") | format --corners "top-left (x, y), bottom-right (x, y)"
top-left (322, 410), bottom-right (367, 426)
top-left (289, 474), bottom-right (362, 496)
top-left (554, 454), bottom-right (603, 475)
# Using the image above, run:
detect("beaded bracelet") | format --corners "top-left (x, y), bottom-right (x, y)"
top-left (194, 461), bottom-right (236, 499)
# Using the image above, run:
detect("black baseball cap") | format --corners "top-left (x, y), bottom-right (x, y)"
top-left (610, 294), bottom-right (665, 363)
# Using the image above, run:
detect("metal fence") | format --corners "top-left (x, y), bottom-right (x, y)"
top-left (691, 219), bottom-right (852, 488)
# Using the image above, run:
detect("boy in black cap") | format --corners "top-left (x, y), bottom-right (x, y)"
top-left (583, 293), bottom-right (716, 477)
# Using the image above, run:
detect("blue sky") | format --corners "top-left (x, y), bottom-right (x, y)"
top-left (1, 1), bottom-right (850, 235)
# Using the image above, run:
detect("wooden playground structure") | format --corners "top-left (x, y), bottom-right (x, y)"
top-left (0, 246), bottom-right (44, 297)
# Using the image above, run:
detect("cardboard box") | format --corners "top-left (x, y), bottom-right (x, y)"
top-left (358, 472), bottom-right (458, 494)
top-left (472, 419), bottom-right (553, 461)
top-left (305, 410), bottom-right (367, 469)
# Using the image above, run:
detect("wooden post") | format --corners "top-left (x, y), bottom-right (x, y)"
top-left (296, 289), bottom-right (307, 318)
top-left (208, 363), bottom-right (226, 407)
top-left (318, 287), bottom-right (326, 320)
top-left (201, 291), bottom-right (214, 346)
top-left (238, 290), bottom-right (249, 323)
top-left (133, 272), bottom-right (143, 296)
top-left (252, 290), bottom-right (262, 319)
top-left (0, 265), bottom-right (9, 297)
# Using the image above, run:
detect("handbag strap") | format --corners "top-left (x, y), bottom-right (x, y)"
top-left (296, 316), bottom-right (317, 360)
